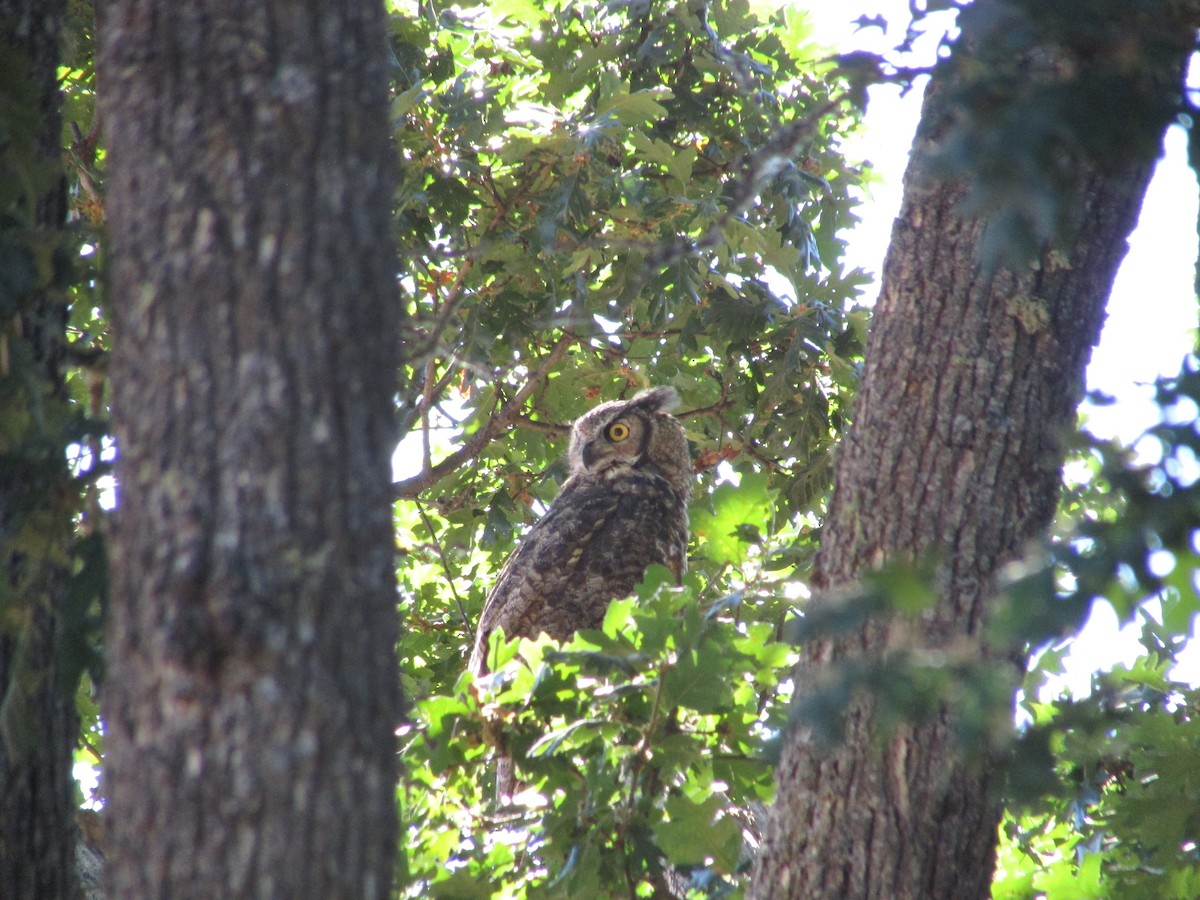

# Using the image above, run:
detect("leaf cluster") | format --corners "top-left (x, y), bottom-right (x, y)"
top-left (38, 3), bottom-right (1200, 897)
top-left (926, 0), bottom-right (1196, 265)
top-left (0, 22), bottom-right (107, 779)
top-left (400, 566), bottom-right (794, 898)
top-left (992, 356), bottom-right (1200, 897)
top-left (391, 14), bottom-right (869, 880)
top-left (391, 0), bottom-right (869, 519)
top-left (827, 0), bottom-right (1199, 267)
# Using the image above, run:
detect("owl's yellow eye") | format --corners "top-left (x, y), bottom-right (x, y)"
top-left (606, 421), bottom-right (631, 442)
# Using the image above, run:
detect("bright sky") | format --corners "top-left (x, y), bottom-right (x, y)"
top-left (804, 1), bottom-right (1200, 692)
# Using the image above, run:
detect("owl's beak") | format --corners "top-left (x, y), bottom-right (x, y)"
top-left (581, 441), bottom-right (599, 470)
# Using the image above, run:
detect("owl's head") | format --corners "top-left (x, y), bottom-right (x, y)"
top-left (567, 386), bottom-right (692, 499)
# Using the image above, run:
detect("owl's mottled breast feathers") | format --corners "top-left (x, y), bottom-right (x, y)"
top-left (470, 387), bottom-right (692, 676)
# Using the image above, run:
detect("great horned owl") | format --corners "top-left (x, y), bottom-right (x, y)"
top-left (469, 385), bottom-right (693, 677)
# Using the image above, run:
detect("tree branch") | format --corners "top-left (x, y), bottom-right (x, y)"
top-left (394, 331), bottom-right (576, 500)
top-left (508, 413), bottom-right (570, 437)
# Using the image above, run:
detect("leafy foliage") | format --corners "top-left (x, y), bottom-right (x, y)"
top-left (832, 0), bottom-right (1197, 266)
top-left (932, 0), bottom-right (1195, 265)
top-left (0, 15), bottom-right (107, 777)
top-left (391, 4), bottom-right (869, 889)
top-left (400, 566), bottom-right (794, 898)
top-left (392, 0), bottom-right (868, 509)
top-left (388, 3), bottom-right (1200, 896)
top-left (996, 662), bottom-right (1200, 900)
top-left (398, 451), bottom-right (803, 895)
top-left (991, 357), bottom-right (1200, 898)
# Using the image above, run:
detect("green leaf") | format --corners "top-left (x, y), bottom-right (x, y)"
top-left (863, 561), bottom-right (938, 615)
top-left (429, 870), bottom-right (494, 900)
top-left (486, 0), bottom-right (548, 23)
top-left (596, 87), bottom-right (673, 126)
top-left (654, 793), bottom-right (742, 872)
top-left (692, 471), bottom-right (776, 565)
top-left (527, 718), bottom-right (604, 758)
top-left (663, 648), bottom-right (732, 714)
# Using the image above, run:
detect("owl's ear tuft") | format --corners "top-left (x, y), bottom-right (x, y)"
top-left (631, 386), bottom-right (680, 414)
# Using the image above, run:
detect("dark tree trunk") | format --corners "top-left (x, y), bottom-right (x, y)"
top-left (99, 1), bottom-right (402, 896)
top-left (0, 1), bottom-right (81, 897)
top-left (748, 39), bottom-right (1183, 900)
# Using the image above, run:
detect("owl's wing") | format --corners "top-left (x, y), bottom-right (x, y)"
top-left (470, 473), bottom-right (687, 674)
top-left (470, 482), bottom-right (619, 672)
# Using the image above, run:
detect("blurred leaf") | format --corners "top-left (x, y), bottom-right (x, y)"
top-left (692, 471), bottom-right (776, 565)
top-left (654, 793), bottom-right (741, 871)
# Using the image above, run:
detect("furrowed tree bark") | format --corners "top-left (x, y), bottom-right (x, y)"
top-left (0, 1), bottom-right (81, 897)
top-left (748, 28), bottom-right (1189, 900)
top-left (100, 2), bottom-right (402, 896)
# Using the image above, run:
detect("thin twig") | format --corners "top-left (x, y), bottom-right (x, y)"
top-left (395, 331), bottom-right (577, 499)
top-left (683, 398), bottom-right (735, 419)
top-left (414, 500), bottom-right (472, 631)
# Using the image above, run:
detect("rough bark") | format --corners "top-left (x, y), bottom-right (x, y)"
top-left (748, 40), bottom-right (1183, 900)
top-left (0, 1), bottom-right (81, 897)
top-left (99, 2), bottom-right (402, 896)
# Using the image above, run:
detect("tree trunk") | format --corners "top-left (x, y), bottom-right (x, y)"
top-left (748, 47), bottom-right (1174, 900)
top-left (0, 1), bottom-right (81, 897)
top-left (99, 2), bottom-right (402, 896)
